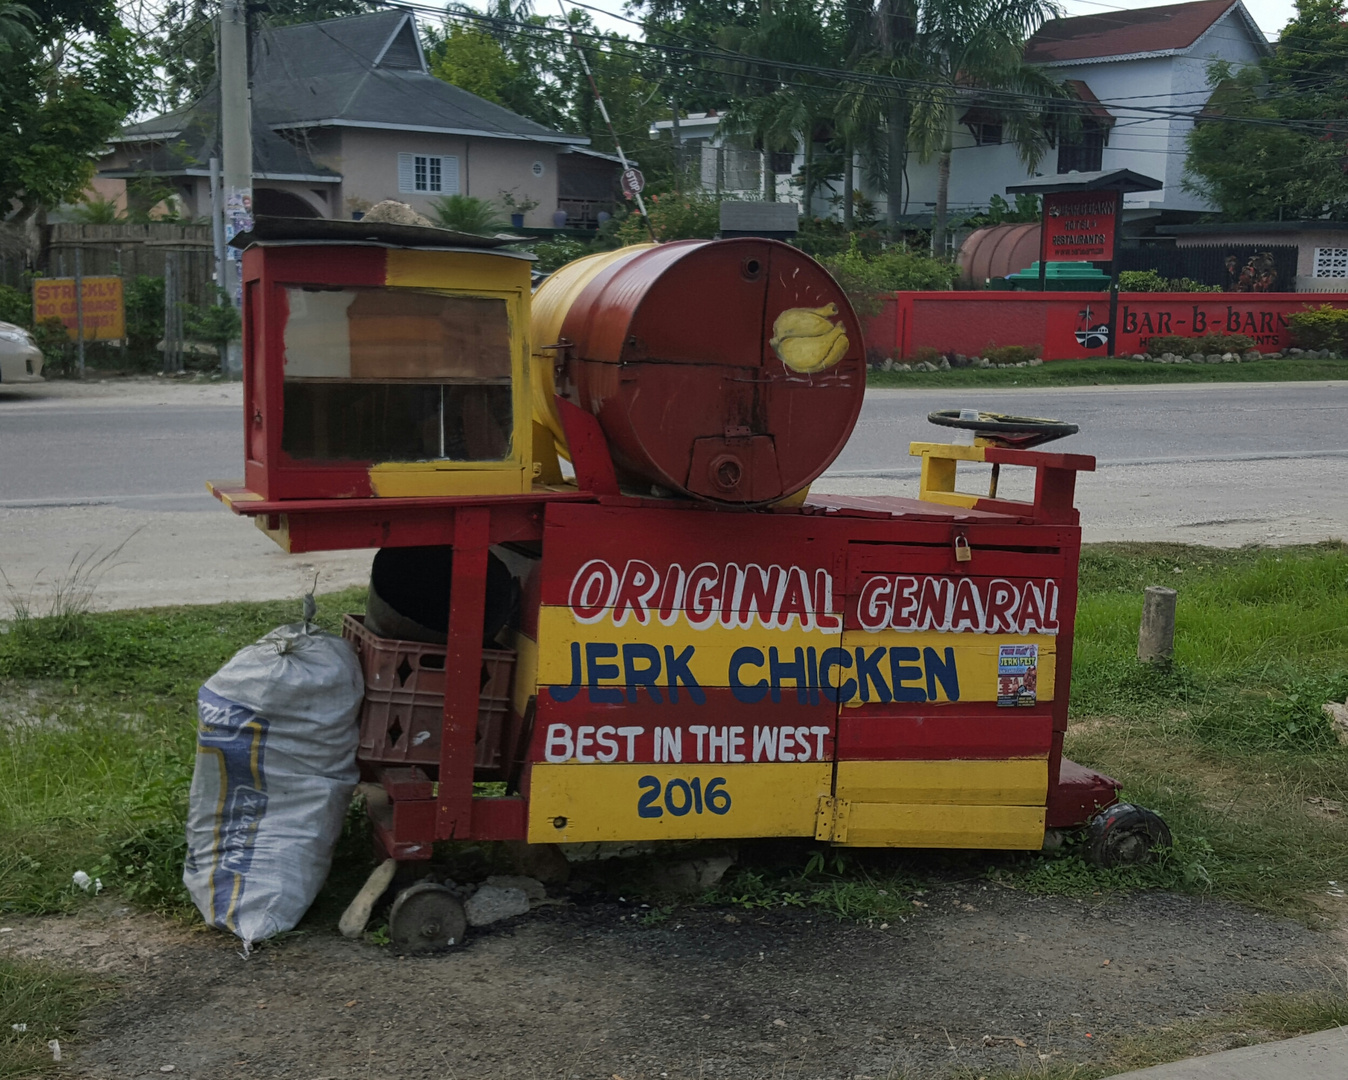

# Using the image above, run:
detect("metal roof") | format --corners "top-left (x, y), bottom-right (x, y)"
top-left (112, 90), bottom-right (343, 182)
top-left (230, 214), bottom-right (533, 253)
top-left (113, 9), bottom-right (586, 178)
top-left (250, 11), bottom-right (585, 145)
top-left (1006, 169), bottom-right (1164, 195)
top-left (1024, 0), bottom-right (1268, 65)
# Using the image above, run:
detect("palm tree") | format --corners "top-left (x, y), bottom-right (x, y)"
top-left (430, 195), bottom-right (506, 234)
top-left (872, 0), bottom-right (919, 238)
top-left (907, 0), bottom-right (1063, 253)
top-left (0, 0), bottom-right (35, 52)
top-left (721, 7), bottom-right (840, 213)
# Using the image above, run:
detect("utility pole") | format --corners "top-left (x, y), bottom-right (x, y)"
top-left (209, 156), bottom-right (225, 298)
top-left (557, 3), bottom-right (654, 242)
top-left (669, 95), bottom-right (682, 194)
top-left (220, 0), bottom-right (251, 376)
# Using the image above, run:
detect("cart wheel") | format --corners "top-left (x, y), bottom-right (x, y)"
top-left (1086, 803), bottom-right (1172, 868)
top-left (387, 882), bottom-right (466, 953)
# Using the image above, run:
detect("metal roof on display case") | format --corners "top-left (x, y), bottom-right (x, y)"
top-left (229, 216), bottom-right (533, 254)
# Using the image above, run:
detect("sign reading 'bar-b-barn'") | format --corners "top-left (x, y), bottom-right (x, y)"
top-left (1043, 191), bottom-right (1120, 261)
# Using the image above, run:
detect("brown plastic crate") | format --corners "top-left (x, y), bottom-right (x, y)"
top-left (342, 614), bottom-right (516, 774)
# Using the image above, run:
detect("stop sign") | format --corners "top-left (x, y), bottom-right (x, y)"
top-left (621, 167), bottom-right (645, 198)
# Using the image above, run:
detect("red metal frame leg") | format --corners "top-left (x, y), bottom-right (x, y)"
top-left (437, 506), bottom-right (490, 839)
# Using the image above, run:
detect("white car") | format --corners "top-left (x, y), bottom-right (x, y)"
top-left (0, 321), bottom-right (44, 383)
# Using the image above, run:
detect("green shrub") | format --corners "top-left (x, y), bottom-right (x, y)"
top-left (614, 190), bottom-right (722, 244)
top-left (532, 237), bottom-right (589, 274)
top-left (911, 346), bottom-right (944, 365)
top-left (0, 283), bottom-right (30, 326)
top-left (123, 275), bottom-right (164, 369)
top-left (819, 237), bottom-right (956, 316)
top-left (182, 292), bottom-right (239, 344)
top-left (181, 299), bottom-right (240, 370)
top-left (430, 194), bottom-right (505, 234)
top-left (984, 343), bottom-right (1041, 364)
top-left (1146, 332), bottom-right (1256, 357)
top-left (1287, 305), bottom-right (1348, 351)
top-left (1119, 269), bottom-right (1221, 293)
top-left (31, 316), bottom-right (72, 376)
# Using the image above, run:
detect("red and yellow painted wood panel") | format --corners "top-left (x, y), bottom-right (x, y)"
top-left (522, 503), bottom-right (1067, 849)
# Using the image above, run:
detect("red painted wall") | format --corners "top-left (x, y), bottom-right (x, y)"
top-left (886, 291), bottom-right (1348, 361)
top-left (860, 294), bottom-right (898, 364)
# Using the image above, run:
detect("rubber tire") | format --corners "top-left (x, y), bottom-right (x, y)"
top-left (1086, 803), bottom-right (1172, 868)
top-left (387, 882), bottom-right (467, 953)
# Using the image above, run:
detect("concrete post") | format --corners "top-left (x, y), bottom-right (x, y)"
top-left (73, 245), bottom-right (84, 378)
top-left (1138, 586), bottom-right (1177, 663)
top-left (220, 0), bottom-right (252, 305)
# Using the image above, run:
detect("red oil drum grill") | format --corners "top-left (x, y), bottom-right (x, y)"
top-left (211, 219), bottom-right (1167, 949)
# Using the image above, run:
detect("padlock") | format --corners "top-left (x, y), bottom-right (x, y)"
top-left (954, 534), bottom-right (972, 563)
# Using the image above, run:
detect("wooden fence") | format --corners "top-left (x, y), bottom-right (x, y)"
top-left (43, 223), bottom-right (217, 307)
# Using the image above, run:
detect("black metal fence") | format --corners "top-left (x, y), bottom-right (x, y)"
top-left (1117, 243), bottom-right (1300, 292)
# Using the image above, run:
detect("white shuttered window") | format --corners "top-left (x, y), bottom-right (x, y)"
top-left (396, 153), bottom-right (461, 195)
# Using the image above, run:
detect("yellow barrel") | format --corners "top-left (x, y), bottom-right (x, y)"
top-left (530, 244), bottom-right (655, 460)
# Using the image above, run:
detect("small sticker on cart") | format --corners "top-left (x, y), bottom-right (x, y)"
top-left (997, 644), bottom-right (1039, 707)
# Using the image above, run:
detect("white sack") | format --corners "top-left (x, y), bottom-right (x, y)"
top-left (184, 623), bottom-right (364, 949)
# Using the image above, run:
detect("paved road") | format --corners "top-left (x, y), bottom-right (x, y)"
top-left (0, 380), bottom-right (374, 613)
top-left (817, 381), bottom-right (1348, 547)
top-left (0, 378), bottom-right (1344, 611)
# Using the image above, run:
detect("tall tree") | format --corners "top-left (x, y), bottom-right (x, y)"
top-left (721, 2), bottom-right (843, 211)
top-left (873, 0), bottom-right (918, 236)
top-left (427, 4), bottom-right (676, 185)
top-left (0, 0), bottom-right (149, 223)
top-left (1184, 0), bottom-right (1348, 220)
top-left (0, 0), bottom-right (34, 50)
top-left (907, 0), bottom-right (1060, 253)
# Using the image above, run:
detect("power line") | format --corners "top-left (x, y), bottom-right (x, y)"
top-left (413, 1), bottom-right (1348, 137)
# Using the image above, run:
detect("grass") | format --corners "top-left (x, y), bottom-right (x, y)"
top-left (0, 587), bottom-right (366, 916)
top-left (0, 545), bottom-right (1345, 1070)
top-left (2, 546), bottom-right (1345, 919)
top-left (0, 958), bottom-right (111, 1078)
top-left (866, 356), bottom-right (1348, 389)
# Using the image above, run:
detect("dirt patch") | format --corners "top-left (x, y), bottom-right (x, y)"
top-left (1, 902), bottom-right (197, 977)
top-left (13, 884), bottom-right (1342, 1080)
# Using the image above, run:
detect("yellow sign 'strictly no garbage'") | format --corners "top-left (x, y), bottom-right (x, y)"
top-left (32, 277), bottom-right (125, 341)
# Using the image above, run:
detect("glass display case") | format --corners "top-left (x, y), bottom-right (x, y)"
top-left (239, 229), bottom-right (533, 500)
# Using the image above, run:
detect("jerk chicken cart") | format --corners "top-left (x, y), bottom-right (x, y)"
top-left (209, 217), bottom-right (1169, 949)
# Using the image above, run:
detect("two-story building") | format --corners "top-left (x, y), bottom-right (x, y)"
top-left (653, 0), bottom-right (1270, 227)
top-left (96, 10), bottom-right (622, 228)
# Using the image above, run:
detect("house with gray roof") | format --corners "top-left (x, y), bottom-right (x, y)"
top-left (96, 10), bottom-right (619, 227)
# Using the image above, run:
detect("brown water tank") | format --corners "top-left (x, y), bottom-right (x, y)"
top-left (958, 223), bottom-right (1041, 287)
top-left (535, 238), bottom-right (866, 505)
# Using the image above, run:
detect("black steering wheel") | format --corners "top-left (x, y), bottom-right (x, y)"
top-left (927, 410), bottom-right (1078, 450)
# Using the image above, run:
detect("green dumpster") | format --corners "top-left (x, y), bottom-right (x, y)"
top-left (1004, 261), bottom-right (1111, 291)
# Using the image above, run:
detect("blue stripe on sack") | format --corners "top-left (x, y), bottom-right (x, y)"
top-left (196, 686), bottom-right (269, 933)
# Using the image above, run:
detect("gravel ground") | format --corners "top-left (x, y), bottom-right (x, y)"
top-left (5, 882), bottom-right (1337, 1080)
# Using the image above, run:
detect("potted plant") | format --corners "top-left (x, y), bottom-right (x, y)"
top-left (500, 189), bottom-right (539, 228)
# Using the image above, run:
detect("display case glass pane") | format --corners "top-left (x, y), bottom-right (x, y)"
top-left (280, 286), bottom-right (513, 462)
